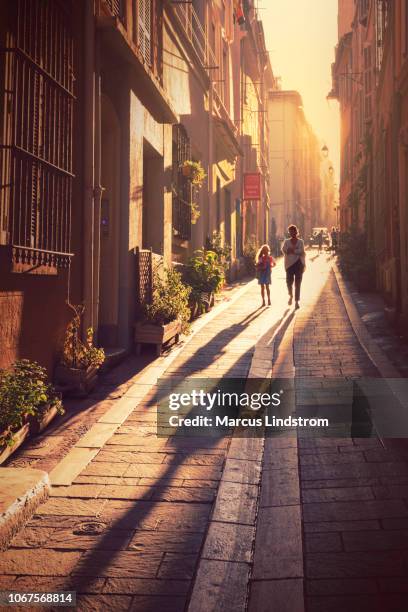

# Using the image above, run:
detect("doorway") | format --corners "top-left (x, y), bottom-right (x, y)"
top-left (98, 94), bottom-right (121, 347)
top-left (142, 139), bottom-right (163, 253)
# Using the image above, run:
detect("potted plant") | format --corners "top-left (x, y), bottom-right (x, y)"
top-left (180, 160), bottom-right (207, 187)
top-left (185, 249), bottom-right (225, 313)
top-left (205, 232), bottom-right (232, 271)
top-left (0, 360), bottom-right (63, 464)
top-left (135, 267), bottom-right (191, 356)
top-left (55, 304), bottom-right (105, 396)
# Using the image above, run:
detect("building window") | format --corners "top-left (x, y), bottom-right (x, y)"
top-left (363, 44), bottom-right (373, 120)
top-left (138, 0), bottom-right (152, 65)
top-left (0, 0), bottom-right (75, 271)
top-left (405, 0), bottom-right (408, 55)
top-left (222, 45), bottom-right (228, 106)
top-left (172, 124), bottom-right (192, 241)
top-left (376, 0), bottom-right (389, 71)
top-left (216, 178), bottom-right (221, 230)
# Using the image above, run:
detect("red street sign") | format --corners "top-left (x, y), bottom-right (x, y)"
top-left (243, 173), bottom-right (261, 200)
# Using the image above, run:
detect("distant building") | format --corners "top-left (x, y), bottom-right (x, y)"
top-left (267, 90), bottom-right (322, 241)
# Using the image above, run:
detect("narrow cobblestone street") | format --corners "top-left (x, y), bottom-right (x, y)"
top-left (1, 254), bottom-right (408, 611)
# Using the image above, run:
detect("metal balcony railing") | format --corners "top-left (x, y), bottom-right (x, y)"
top-left (172, 3), bottom-right (210, 65)
top-left (170, 3), bottom-right (222, 89)
top-left (170, 3), bottom-right (239, 141)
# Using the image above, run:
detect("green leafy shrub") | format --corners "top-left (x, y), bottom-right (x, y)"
top-left (0, 360), bottom-right (63, 447)
top-left (205, 232), bottom-right (231, 270)
top-left (145, 267), bottom-right (191, 333)
top-left (62, 305), bottom-right (105, 369)
top-left (185, 249), bottom-right (225, 295)
top-left (337, 227), bottom-right (376, 286)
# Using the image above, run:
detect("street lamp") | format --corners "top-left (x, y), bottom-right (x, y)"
top-left (321, 144), bottom-right (329, 157)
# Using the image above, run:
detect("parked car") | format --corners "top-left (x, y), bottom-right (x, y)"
top-left (309, 227), bottom-right (330, 248)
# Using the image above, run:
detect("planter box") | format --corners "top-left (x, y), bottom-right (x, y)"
top-left (0, 423), bottom-right (30, 466)
top-left (28, 403), bottom-right (60, 435)
top-left (55, 364), bottom-right (98, 397)
top-left (135, 319), bottom-right (181, 356)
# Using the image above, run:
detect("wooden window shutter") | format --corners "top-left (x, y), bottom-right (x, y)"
top-left (138, 0), bottom-right (152, 65)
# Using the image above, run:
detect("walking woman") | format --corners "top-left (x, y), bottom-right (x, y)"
top-left (256, 244), bottom-right (276, 307)
top-left (282, 225), bottom-right (306, 310)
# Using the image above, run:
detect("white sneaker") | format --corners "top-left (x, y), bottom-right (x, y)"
top-left (288, 296), bottom-right (293, 306)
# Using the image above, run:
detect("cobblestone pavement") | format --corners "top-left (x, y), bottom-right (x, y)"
top-left (1, 253), bottom-right (408, 612)
top-left (0, 273), bottom-right (278, 611)
top-left (295, 256), bottom-right (408, 612)
top-left (348, 281), bottom-right (408, 378)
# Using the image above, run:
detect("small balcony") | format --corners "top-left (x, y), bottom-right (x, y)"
top-left (170, 2), bottom-right (211, 69)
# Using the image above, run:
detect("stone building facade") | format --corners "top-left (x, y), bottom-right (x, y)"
top-left (331, 0), bottom-right (408, 333)
top-left (0, 0), bottom-right (277, 372)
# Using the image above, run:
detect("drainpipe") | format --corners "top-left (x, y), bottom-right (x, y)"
top-left (208, 80), bottom-right (213, 240)
top-left (93, 35), bottom-right (103, 340)
top-left (83, 0), bottom-right (95, 333)
top-left (206, 0), bottom-right (213, 242)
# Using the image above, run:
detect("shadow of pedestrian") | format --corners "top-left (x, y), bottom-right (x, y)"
top-left (17, 291), bottom-right (298, 605)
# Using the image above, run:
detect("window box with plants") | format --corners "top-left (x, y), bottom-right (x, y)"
top-left (185, 249), bottom-right (225, 315)
top-left (55, 305), bottom-right (105, 397)
top-left (0, 360), bottom-right (63, 464)
top-left (135, 268), bottom-right (191, 356)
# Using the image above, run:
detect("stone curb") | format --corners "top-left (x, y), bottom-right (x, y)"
top-left (333, 263), bottom-right (408, 439)
top-left (333, 263), bottom-right (400, 378)
top-left (188, 296), bottom-right (305, 612)
top-left (0, 468), bottom-right (50, 551)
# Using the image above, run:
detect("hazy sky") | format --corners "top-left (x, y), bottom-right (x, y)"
top-left (262, 0), bottom-right (340, 176)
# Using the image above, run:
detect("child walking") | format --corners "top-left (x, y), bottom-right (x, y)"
top-left (256, 244), bottom-right (276, 307)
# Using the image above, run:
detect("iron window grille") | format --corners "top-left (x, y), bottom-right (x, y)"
top-left (0, 0), bottom-right (75, 271)
top-left (172, 124), bottom-right (192, 241)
